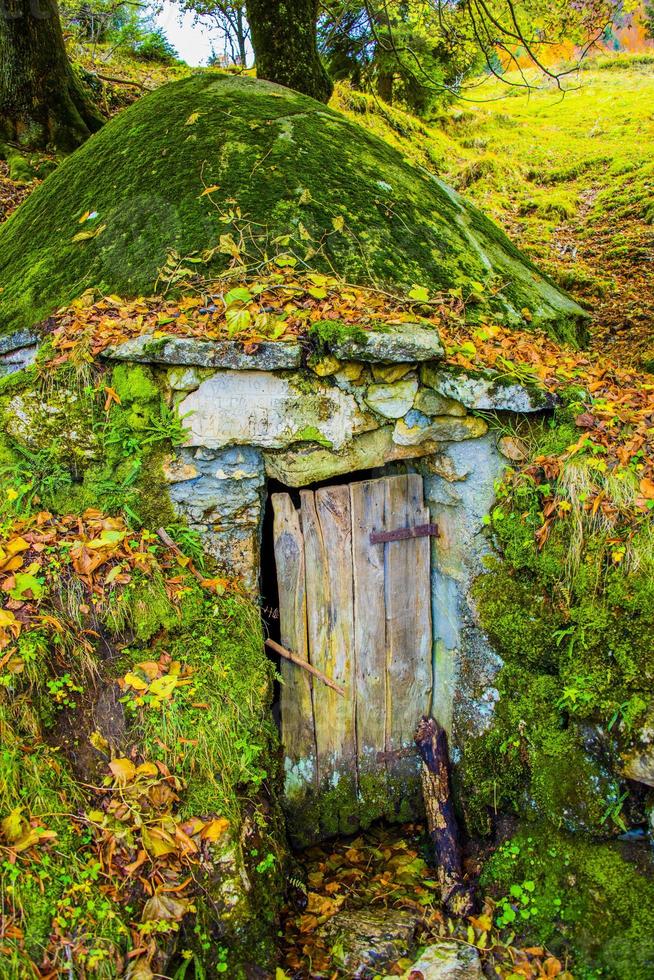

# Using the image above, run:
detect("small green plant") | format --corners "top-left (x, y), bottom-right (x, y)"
top-left (495, 879), bottom-right (539, 927)
top-left (255, 852), bottom-right (276, 874)
top-left (47, 674), bottom-right (84, 710)
top-left (556, 675), bottom-right (595, 713)
top-left (0, 444), bottom-right (72, 515)
top-left (165, 523), bottom-right (207, 571)
top-left (600, 791), bottom-right (628, 834)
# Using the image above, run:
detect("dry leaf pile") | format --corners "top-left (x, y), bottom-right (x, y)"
top-left (280, 825), bottom-right (573, 979)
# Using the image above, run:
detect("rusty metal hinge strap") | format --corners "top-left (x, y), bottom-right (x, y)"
top-left (370, 523), bottom-right (439, 544)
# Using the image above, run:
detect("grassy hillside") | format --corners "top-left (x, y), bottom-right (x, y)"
top-left (334, 54), bottom-right (654, 368)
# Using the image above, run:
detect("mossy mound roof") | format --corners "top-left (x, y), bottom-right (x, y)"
top-left (0, 73), bottom-right (586, 342)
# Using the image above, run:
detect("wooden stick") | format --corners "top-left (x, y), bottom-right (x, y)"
top-left (156, 527), bottom-right (206, 585)
top-left (157, 527), bottom-right (344, 697)
top-left (415, 715), bottom-right (474, 916)
top-left (265, 638), bottom-right (345, 697)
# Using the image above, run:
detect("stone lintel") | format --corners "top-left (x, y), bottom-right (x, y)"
top-left (263, 426), bottom-right (443, 487)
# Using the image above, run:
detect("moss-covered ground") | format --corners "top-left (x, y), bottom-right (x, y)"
top-left (457, 390), bottom-right (654, 976)
top-left (0, 356), bottom-right (284, 978)
top-left (0, 72), bottom-right (586, 343)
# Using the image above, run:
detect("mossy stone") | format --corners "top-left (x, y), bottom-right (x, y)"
top-left (0, 74), bottom-right (586, 342)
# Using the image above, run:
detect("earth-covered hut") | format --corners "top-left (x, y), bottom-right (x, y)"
top-left (1, 72), bottom-right (653, 980)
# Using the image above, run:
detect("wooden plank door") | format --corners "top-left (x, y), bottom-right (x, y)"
top-left (272, 474), bottom-right (433, 831)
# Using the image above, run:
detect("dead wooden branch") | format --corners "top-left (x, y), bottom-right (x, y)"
top-left (415, 715), bottom-right (474, 916)
top-left (156, 527), bottom-right (206, 585)
top-left (265, 638), bottom-right (345, 697)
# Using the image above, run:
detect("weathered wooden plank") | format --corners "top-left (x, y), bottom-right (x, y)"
top-left (312, 485), bottom-right (357, 791)
top-left (350, 478), bottom-right (387, 782)
top-left (272, 493), bottom-right (317, 798)
top-left (384, 474), bottom-right (433, 781)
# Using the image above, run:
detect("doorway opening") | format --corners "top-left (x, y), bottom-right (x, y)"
top-left (262, 468), bottom-right (435, 840)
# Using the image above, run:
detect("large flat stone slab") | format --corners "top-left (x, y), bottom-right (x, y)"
top-left (329, 323), bottom-right (444, 363)
top-left (264, 425), bottom-right (443, 486)
top-left (179, 370), bottom-right (374, 451)
top-left (397, 940), bottom-right (482, 979)
top-left (103, 334), bottom-right (302, 371)
top-left (318, 908), bottom-right (418, 978)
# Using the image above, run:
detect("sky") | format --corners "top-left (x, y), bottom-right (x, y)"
top-left (154, 3), bottom-right (216, 66)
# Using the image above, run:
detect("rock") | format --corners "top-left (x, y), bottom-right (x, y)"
top-left (396, 940), bottom-right (482, 980)
top-left (0, 328), bottom-right (39, 356)
top-left (414, 387), bottom-right (466, 417)
top-left (332, 324), bottom-right (445, 363)
top-left (179, 370), bottom-right (374, 451)
top-left (621, 708), bottom-right (654, 787)
top-left (365, 378), bottom-right (418, 419)
top-left (166, 366), bottom-right (213, 391)
top-left (338, 361), bottom-right (367, 383)
top-left (498, 434), bottom-right (528, 461)
top-left (103, 334), bottom-right (303, 371)
top-left (421, 365), bottom-right (555, 413)
top-left (372, 363), bottom-right (413, 383)
top-left (162, 455), bottom-right (200, 483)
top-left (393, 414), bottom-right (488, 447)
top-left (0, 343), bottom-right (37, 378)
top-left (318, 908), bottom-right (418, 978)
top-left (167, 446), bottom-right (265, 594)
top-left (310, 354), bottom-right (341, 376)
top-left (264, 426), bottom-right (443, 487)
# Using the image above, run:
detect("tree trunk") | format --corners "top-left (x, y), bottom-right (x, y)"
top-left (245, 0), bottom-right (333, 103)
top-left (415, 716), bottom-right (474, 917)
top-left (235, 6), bottom-right (248, 67)
top-left (376, 70), bottom-right (394, 104)
top-left (0, 0), bottom-right (104, 152)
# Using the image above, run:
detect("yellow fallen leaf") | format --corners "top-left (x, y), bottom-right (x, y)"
top-left (0, 609), bottom-right (17, 628)
top-left (123, 671), bottom-right (149, 692)
top-left (109, 758), bottom-right (136, 784)
top-left (200, 185), bottom-right (220, 197)
top-left (89, 730), bottom-right (110, 754)
top-left (149, 674), bottom-right (178, 699)
top-left (141, 825), bottom-right (177, 857)
top-left (6, 537), bottom-right (29, 556)
top-left (1, 807), bottom-right (25, 842)
top-left (136, 762), bottom-right (158, 777)
top-left (201, 817), bottom-right (229, 842)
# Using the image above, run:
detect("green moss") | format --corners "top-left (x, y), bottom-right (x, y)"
top-left (285, 765), bottom-right (423, 847)
top-left (111, 362), bottom-right (160, 404)
top-left (481, 823), bottom-right (654, 979)
top-left (473, 568), bottom-right (563, 671)
top-left (309, 319), bottom-right (369, 355)
top-left (0, 74), bottom-right (585, 342)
